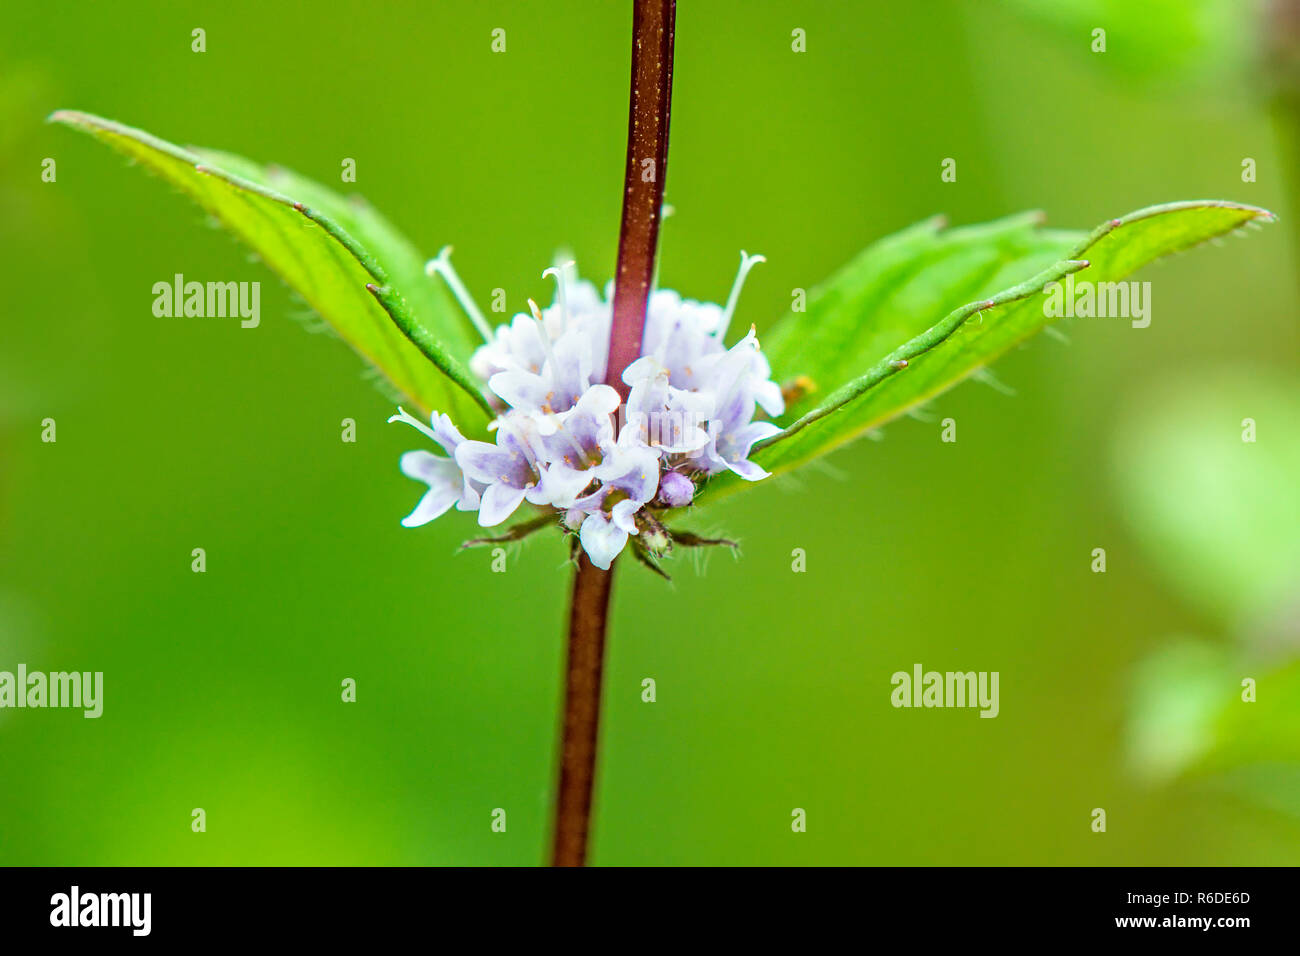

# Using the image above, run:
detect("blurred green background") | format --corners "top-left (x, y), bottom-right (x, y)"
top-left (2, 0), bottom-right (1297, 865)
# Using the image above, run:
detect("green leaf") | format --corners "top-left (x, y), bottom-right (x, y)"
top-left (193, 147), bottom-right (485, 373)
top-left (50, 110), bottom-right (491, 427)
top-left (701, 200), bottom-right (1274, 505)
top-left (762, 210), bottom-right (1080, 419)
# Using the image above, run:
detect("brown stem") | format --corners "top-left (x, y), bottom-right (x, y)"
top-left (605, 0), bottom-right (677, 400)
top-left (551, 554), bottom-right (614, 866)
top-left (549, 0), bottom-right (676, 868)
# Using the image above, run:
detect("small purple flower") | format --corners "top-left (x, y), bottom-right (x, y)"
top-left (389, 407), bottom-right (481, 526)
top-left (640, 290), bottom-right (725, 392)
top-left (691, 329), bottom-right (783, 480)
top-left (579, 499), bottom-right (642, 571)
top-left (572, 438), bottom-right (662, 569)
top-left (572, 435), bottom-right (662, 512)
top-left (488, 319), bottom-right (594, 431)
top-left (454, 416), bottom-right (551, 526)
top-left (621, 356), bottom-right (712, 455)
top-left (703, 417), bottom-right (782, 481)
top-left (538, 383), bottom-right (621, 507)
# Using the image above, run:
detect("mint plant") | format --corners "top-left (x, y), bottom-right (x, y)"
top-left (52, 0), bottom-right (1274, 866)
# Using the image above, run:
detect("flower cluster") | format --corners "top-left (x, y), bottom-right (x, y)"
top-left (390, 251), bottom-right (784, 570)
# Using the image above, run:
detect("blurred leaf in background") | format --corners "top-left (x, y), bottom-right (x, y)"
top-left (997, 0), bottom-right (1254, 82)
top-left (1117, 370), bottom-right (1299, 822)
top-left (1113, 370), bottom-right (1300, 636)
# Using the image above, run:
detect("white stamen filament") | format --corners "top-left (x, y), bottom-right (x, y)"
top-left (387, 406), bottom-right (442, 444)
top-left (542, 260), bottom-right (575, 334)
top-left (715, 250), bottom-right (766, 343)
top-left (427, 246), bottom-right (494, 343)
top-left (528, 298), bottom-right (561, 374)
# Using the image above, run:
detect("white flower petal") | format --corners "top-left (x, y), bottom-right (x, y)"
top-left (580, 513), bottom-right (629, 570)
top-left (398, 451), bottom-right (464, 526)
top-left (477, 482), bottom-right (528, 527)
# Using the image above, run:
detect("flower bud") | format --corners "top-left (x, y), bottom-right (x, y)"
top-left (657, 471), bottom-right (695, 509)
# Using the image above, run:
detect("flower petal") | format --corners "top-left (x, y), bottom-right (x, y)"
top-left (580, 513), bottom-right (629, 570)
top-left (477, 482), bottom-right (528, 527)
top-left (611, 498), bottom-right (642, 535)
top-left (726, 457), bottom-right (771, 481)
top-left (398, 451), bottom-right (463, 526)
top-left (455, 440), bottom-right (513, 485)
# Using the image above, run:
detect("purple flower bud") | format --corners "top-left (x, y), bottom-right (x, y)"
top-left (657, 471), bottom-right (695, 508)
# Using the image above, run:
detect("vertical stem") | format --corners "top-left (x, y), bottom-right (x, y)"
top-left (605, 0), bottom-right (677, 399)
top-left (550, 0), bottom-right (676, 867)
top-left (551, 554), bottom-right (614, 867)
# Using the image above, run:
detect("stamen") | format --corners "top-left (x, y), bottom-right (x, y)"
top-left (498, 416), bottom-right (541, 473)
top-left (559, 422), bottom-right (592, 468)
top-left (387, 406), bottom-right (441, 444)
top-left (715, 250), bottom-right (766, 343)
top-left (542, 260), bottom-right (575, 334)
top-left (426, 246), bottom-right (494, 343)
top-left (528, 297), bottom-right (561, 374)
